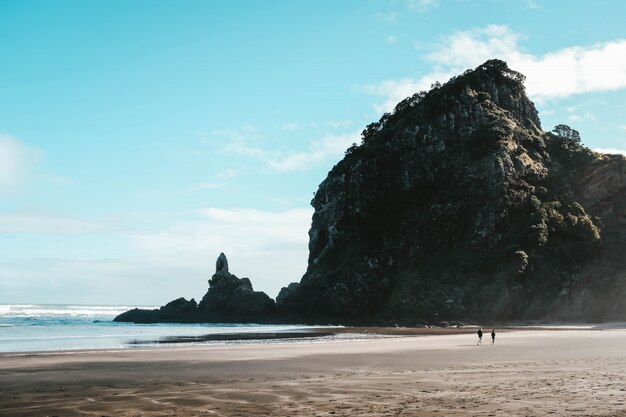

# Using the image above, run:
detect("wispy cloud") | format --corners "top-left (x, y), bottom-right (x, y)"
top-left (215, 127), bottom-right (360, 173)
top-left (265, 131), bottom-right (360, 172)
top-left (0, 256), bottom-right (218, 305)
top-left (365, 25), bottom-right (626, 112)
top-left (568, 113), bottom-right (598, 123)
top-left (425, 25), bottom-right (522, 67)
top-left (363, 73), bottom-right (452, 113)
top-left (128, 207), bottom-right (313, 297)
top-left (565, 99), bottom-right (605, 113)
top-left (0, 206), bottom-right (313, 303)
top-left (0, 134), bottom-right (43, 190)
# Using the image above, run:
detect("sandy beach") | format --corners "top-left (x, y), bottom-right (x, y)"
top-left (2, 327), bottom-right (626, 416)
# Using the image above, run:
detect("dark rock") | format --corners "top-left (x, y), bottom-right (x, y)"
top-left (198, 254), bottom-right (276, 320)
top-left (216, 252), bottom-right (229, 274)
top-left (115, 254), bottom-right (275, 323)
top-left (162, 297), bottom-right (199, 317)
top-left (276, 282), bottom-right (302, 314)
top-left (113, 297), bottom-right (198, 323)
top-left (276, 59), bottom-right (626, 323)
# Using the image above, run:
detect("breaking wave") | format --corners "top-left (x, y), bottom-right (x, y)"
top-left (0, 304), bottom-right (155, 318)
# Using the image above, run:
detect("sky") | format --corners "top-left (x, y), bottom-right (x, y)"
top-left (1, 0), bottom-right (626, 305)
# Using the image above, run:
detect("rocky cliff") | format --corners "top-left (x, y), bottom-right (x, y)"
top-left (117, 60), bottom-right (626, 325)
top-left (276, 59), bottom-right (626, 323)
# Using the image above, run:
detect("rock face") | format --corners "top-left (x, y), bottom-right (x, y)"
top-left (276, 60), bottom-right (626, 323)
top-left (114, 253), bottom-right (275, 323)
top-left (198, 253), bottom-right (276, 320)
top-left (114, 297), bottom-right (199, 323)
top-left (117, 60), bottom-right (626, 325)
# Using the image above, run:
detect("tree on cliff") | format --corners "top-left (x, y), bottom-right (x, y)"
top-left (552, 124), bottom-right (581, 144)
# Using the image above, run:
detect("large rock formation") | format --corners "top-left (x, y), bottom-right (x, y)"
top-left (117, 60), bottom-right (626, 325)
top-left (114, 253), bottom-right (275, 323)
top-left (276, 59), bottom-right (626, 324)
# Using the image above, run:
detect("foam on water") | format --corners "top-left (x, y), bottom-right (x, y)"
top-left (0, 303), bottom-right (330, 353)
top-left (0, 304), bottom-right (150, 318)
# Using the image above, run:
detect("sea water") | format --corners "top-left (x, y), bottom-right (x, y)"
top-left (0, 304), bottom-right (314, 353)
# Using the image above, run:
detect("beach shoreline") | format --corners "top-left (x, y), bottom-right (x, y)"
top-left (2, 327), bottom-right (626, 416)
top-left (4, 322), bottom-right (624, 357)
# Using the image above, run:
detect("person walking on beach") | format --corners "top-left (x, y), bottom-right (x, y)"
top-left (491, 329), bottom-right (496, 345)
top-left (477, 328), bottom-right (483, 345)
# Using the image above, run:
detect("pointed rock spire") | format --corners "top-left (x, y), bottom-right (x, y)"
top-left (216, 252), bottom-right (229, 274)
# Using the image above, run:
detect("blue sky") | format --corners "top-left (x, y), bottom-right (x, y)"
top-left (2, 0), bottom-right (626, 305)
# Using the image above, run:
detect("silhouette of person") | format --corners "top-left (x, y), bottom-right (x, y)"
top-left (477, 328), bottom-right (483, 345)
top-left (491, 329), bottom-right (496, 345)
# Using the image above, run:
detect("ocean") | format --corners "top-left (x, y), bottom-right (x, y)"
top-left (0, 304), bottom-right (315, 353)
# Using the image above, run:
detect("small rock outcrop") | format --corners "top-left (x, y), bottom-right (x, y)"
top-left (114, 297), bottom-right (199, 323)
top-left (114, 253), bottom-right (275, 323)
top-left (198, 253), bottom-right (276, 320)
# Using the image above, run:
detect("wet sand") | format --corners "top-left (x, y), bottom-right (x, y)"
top-left (1, 327), bottom-right (626, 416)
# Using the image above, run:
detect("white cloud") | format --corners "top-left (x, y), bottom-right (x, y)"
top-left (565, 99), bottom-right (605, 113)
top-left (0, 206), bottom-right (314, 303)
top-left (386, 35), bottom-right (398, 45)
top-left (266, 131), bottom-right (360, 172)
top-left (593, 148), bottom-right (626, 156)
top-left (568, 113), bottom-right (598, 123)
top-left (363, 73), bottom-right (453, 113)
top-left (365, 25), bottom-right (626, 112)
top-left (425, 25), bottom-right (522, 67)
top-left (127, 208), bottom-right (311, 265)
top-left (217, 127), bottom-right (360, 173)
top-left (128, 207), bottom-right (313, 298)
top-left (619, 125), bottom-right (626, 131)
top-left (0, 134), bottom-right (43, 190)
top-left (0, 257), bottom-right (203, 305)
